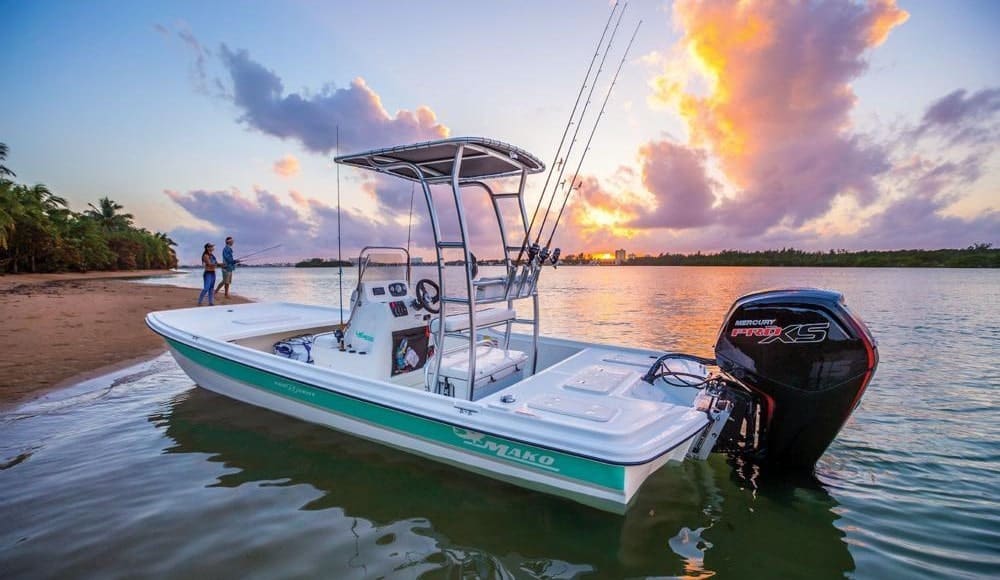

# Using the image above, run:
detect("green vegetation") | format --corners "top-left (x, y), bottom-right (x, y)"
top-left (295, 258), bottom-right (352, 268)
top-left (621, 246), bottom-right (999, 268)
top-left (0, 143), bottom-right (178, 273)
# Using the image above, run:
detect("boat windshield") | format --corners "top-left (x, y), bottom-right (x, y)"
top-left (358, 248), bottom-right (409, 283)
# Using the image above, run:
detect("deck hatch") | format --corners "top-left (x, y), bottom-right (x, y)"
top-left (563, 365), bottom-right (636, 394)
top-left (528, 395), bottom-right (618, 422)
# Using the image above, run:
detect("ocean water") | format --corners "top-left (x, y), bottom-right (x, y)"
top-left (1, 266), bottom-right (997, 579)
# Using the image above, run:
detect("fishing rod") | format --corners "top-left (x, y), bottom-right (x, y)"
top-left (533, 2), bottom-right (629, 252)
top-left (337, 126), bottom-right (344, 327)
top-left (234, 243), bottom-right (282, 262)
top-left (230, 255), bottom-right (274, 264)
top-left (513, 1), bottom-right (622, 267)
top-left (545, 20), bottom-right (642, 252)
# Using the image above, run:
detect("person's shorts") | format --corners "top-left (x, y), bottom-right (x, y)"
top-left (221, 270), bottom-right (233, 284)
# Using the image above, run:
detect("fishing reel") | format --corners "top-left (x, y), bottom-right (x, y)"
top-left (527, 243), bottom-right (540, 264)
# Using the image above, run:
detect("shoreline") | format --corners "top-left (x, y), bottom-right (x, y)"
top-left (0, 270), bottom-right (250, 411)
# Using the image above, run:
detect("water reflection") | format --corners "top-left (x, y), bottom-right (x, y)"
top-left (156, 387), bottom-right (854, 578)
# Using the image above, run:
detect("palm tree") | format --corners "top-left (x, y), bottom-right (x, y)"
top-left (0, 183), bottom-right (67, 272)
top-left (86, 196), bottom-right (134, 231)
top-left (0, 142), bottom-right (15, 180)
top-left (157, 231), bottom-right (179, 268)
top-left (0, 180), bottom-right (17, 251)
top-left (154, 231), bottom-right (177, 247)
top-left (25, 183), bottom-right (66, 212)
top-left (0, 144), bottom-right (16, 249)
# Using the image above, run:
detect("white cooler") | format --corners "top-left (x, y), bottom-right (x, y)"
top-left (432, 345), bottom-right (527, 400)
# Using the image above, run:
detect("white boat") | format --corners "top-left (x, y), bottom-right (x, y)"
top-left (148, 137), bottom-right (878, 512)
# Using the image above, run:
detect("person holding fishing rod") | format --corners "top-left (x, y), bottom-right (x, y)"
top-left (211, 241), bottom-right (282, 300)
top-left (214, 236), bottom-right (239, 299)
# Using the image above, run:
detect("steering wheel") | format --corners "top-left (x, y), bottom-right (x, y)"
top-left (469, 253), bottom-right (479, 279)
top-left (415, 278), bottom-right (441, 314)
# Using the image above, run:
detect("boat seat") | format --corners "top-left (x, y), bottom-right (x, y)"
top-left (473, 276), bottom-right (507, 301)
top-left (430, 307), bottom-right (515, 333)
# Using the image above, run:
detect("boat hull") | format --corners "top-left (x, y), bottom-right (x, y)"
top-left (165, 338), bottom-right (698, 513)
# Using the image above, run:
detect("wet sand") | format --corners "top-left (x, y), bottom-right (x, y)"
top-left (0, 271), bottom-right (249, 409)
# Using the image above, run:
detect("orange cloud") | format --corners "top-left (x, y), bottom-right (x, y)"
top-left (288, 189), bottom-right (307, 206)
top-left (866, 0), bottom-right (911, 46)
top-left (273, 154), bottom-right (300, 177)
top-left (561, 140), bottom-right (719, 245)
top-left (563, 175), bottom-right (641, 241)
top-left (650, 0), bottom-right (908, 233)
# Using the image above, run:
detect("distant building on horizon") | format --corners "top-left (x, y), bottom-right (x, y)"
top-left (615, 249), bottom-right (626, 265)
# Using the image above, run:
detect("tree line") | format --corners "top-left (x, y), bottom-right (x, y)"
top-left (294, 258), bottom-right (352, 268)
top-left (1, 143), bottom-right (178, 273)
top-left (622, 246), bottom-right (999, 268)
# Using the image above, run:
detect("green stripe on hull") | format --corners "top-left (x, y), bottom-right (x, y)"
top-left (167, 338), bottom-right (625, 491)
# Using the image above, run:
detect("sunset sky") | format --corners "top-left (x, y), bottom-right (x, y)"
top-left (3, 0), bottom-right (998, 263)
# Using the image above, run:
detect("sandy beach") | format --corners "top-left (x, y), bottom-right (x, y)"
top-left (0, 271), bottom-right (248, 409)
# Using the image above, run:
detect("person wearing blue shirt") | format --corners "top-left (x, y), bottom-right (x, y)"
top-left (215, 236), bottom-right (238, 298)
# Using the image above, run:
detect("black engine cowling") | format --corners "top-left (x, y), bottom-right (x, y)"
top-left (714, 288), bottom-right (878, 469)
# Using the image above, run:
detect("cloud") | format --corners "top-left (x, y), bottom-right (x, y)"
top-left (362, 173), bottom-right (416, 219)
top-left (921, 88), bottom-right (1000, 129)
top-left (753, 153), bottom-right (1000, 251)
top-left (165, 33), bottom-right (464, 254)
top-left (569, 0), bottom-right (997, 254)
top-left (650, 0), bottom-right (908, 235)
top-left (165, 187), bottom-right (305, 252)
top-left (176, 27), bottom-right (212, 94)
top-left (301, 195), bottom-right (401, 251)
top-left (890, 153), bottom-right (986, 199)
top-left (161, 11), bottom-right (994, 257)
top-left (844, 195), bottom-right (1000, 250)
top-left (288, 189), bottom-right (308, 207)
top-left (163, 185), bottom-right (452, 264)
top-left (912, 88), bottom-right (1000, 147)
top-left (555, 140), bottom-right (718, 243)
top-left (218, 45), bottom-right (449, 153)
top-left (273, 154), bottom-right (300, 177)
top-left (554, 172), bottom-right (639, 250)
top-left (633, 141), bottom-right (716, 229)
top-left (861, 87), bottom-right (1000, 249)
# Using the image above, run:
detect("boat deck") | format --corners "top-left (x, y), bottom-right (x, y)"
top-left (148, 302), bottom-right (711, 464)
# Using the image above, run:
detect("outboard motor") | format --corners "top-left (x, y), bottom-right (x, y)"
top-left (713, 288), bottom-right (878, 470)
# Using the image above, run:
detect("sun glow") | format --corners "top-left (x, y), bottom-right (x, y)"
top-left (577, 206), bottom-right (638, 238)
top-left (582, 207), bottom-right (624, 228)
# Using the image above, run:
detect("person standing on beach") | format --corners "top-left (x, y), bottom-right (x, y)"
top-left (198, 242), bottom-right (218, 306)
top-left (215, 236), bottom-right (237, 299)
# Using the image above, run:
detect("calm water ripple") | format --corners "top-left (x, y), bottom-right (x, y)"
top-left (2, 266), bottom-right (998, 578)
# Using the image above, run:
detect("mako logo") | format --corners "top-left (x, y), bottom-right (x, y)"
top-left (732, 322), bottom-right (829, 344)
top-left (452, 428), bottom-right (559, 472)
